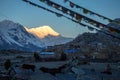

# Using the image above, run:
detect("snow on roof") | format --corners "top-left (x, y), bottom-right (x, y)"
top-left (40, 52), bottom-right (55, 55)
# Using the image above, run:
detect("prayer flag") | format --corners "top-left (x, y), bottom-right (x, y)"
top-left (70, 2), bottom-right (75, 8)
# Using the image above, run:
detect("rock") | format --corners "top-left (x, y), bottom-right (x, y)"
top-left (71, 67), bottom-right (85, 75)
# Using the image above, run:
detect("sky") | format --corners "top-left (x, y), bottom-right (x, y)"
top-left (0, 0), bottom-right (120, 38)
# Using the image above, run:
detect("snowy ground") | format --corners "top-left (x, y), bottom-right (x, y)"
top-left (0, 52), bottom-right (120, 80)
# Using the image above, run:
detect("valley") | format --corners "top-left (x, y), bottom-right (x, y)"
top-left (0, 19), bottom-right (120, 80)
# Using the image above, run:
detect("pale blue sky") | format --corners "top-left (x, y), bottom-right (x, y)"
top-left (0, 0), bottom-right (120, 38)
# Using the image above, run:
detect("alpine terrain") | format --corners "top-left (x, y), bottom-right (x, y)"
top-left (0, 20), bottom-right (72, 51)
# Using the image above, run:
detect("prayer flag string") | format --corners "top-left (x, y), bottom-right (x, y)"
top-left (22, 0), bottom-right (120, 40)
top-left (38, 0), bottom-right (120, 34)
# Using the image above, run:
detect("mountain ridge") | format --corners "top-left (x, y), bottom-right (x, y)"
top-left (25, 25), bottom-right (60, 38)
top-left (0, 20), bottom-right (72, 51)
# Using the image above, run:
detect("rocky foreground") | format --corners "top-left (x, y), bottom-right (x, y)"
top-left (0, 50), bottom-right (120, 80)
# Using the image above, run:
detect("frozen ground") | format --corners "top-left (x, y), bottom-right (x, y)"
top-left (0, 52), bottom-right (120, 80)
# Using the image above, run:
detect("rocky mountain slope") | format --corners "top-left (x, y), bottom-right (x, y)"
top-left (48, 18), bottom-right (120, 60)
top-left (26, 26), bottom-right (72, 46)
top-left (0, 20), bottom-right (72, 51)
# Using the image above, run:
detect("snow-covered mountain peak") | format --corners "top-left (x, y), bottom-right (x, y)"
top-left (0, 20), bottom-right (24, 33)
top-left (0, 20), bottom-right (46, 51)
top-left (26, 25), bottom-right (60, 38)
top-left (0, 20), bottom-right (16, 24)
top-left (0, 20), bottom-right (72, 51)
top-left (0, 20), bottom-right (21, 28)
